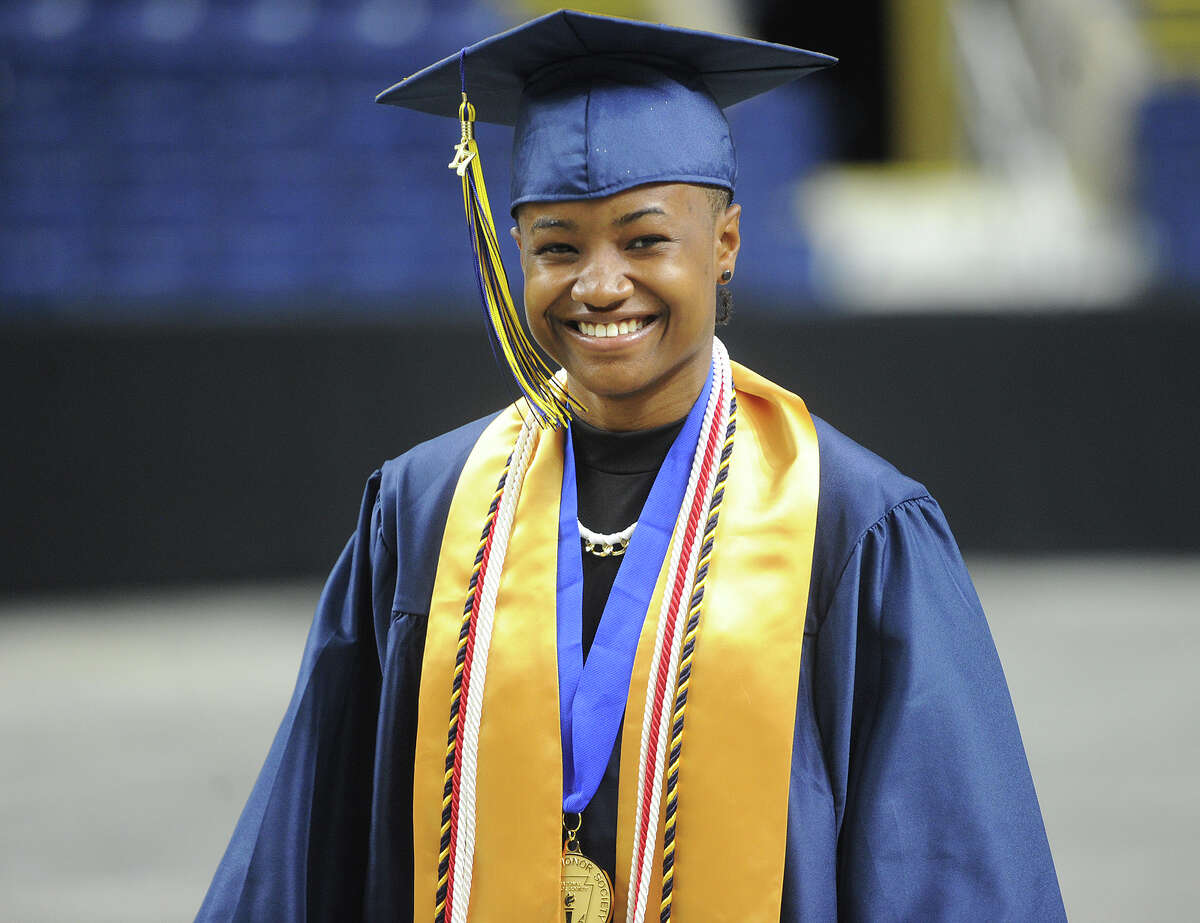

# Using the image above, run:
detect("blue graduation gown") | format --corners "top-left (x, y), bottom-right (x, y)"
top-left (195, 414), bottom-right (1065, 921)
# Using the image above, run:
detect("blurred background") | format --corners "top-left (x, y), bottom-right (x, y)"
top-left (1, 0), bottom-right (1197, 920)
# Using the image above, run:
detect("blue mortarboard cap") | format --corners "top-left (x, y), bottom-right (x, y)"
top-left (376, 9), bottom-right (835, 211)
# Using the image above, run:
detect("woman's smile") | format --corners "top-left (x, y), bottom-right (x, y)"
top-left (564, 312), bottom-right (652, 338)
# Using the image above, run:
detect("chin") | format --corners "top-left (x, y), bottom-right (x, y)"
top-left (569, 361), bottom-right (659, 398)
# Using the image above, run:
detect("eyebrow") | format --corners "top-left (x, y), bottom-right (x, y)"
top-left (528, 206), bottom-right (667, 232)
top-left (615, 207), bottom-right (666, 226)
top-left (530, 216), bottom-right (576, 231)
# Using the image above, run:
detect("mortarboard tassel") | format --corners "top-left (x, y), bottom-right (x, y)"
top-left (448, 78), bottom-right (583, 429)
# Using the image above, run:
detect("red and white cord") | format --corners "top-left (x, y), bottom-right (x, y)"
top-left (626, 338), bottom-right (732, 923)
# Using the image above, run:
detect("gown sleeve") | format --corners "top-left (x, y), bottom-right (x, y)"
top-left (195, 470), bottom-right (396, 923)
top-left (809, 495), bottom-right (1066, 921)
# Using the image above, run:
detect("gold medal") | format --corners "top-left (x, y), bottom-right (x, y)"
top-left (561, 814), bottom-right (612, 923)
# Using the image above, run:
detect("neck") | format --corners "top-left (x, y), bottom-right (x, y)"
top-left (569, 347), bottom-right (711, 432)
top-left (576, 403), bottom-right (689, 432)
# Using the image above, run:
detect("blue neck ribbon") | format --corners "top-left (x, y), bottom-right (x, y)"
top-left (557, 364), bottom-right (714, 813)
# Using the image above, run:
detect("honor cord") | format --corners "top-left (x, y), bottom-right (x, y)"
top-left (627, 340), bottom-right (732, 923)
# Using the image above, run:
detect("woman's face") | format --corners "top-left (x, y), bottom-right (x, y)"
top-left (512, 182), bottom-right (740, 431)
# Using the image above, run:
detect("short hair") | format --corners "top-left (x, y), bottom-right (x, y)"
top-left (704, 186), bottom-right (732, 219)
top-left (704, 187), bottom-right (734, 326)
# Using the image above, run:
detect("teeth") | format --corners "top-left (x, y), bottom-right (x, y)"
top-left (576, 318), bottom-right (647, 338)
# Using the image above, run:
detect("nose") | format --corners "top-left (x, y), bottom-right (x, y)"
top-left (570, 248), bottom-right (634, 310)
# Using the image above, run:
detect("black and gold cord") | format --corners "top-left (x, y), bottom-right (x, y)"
top-left (434, 454), bottom-right (510, 923)
top-left (659, 394), bottom-right (738, 922)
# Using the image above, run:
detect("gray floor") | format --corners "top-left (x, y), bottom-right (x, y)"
top-left (1, 556), bottom-right (1197, 921)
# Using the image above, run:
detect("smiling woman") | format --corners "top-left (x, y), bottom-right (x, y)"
top-left (196, 11), bottom-right (1065, 923)
top-left (514, 183), bottom-right (741, 430)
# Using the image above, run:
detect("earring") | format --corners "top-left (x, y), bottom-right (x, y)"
top-left (720, 269), bottom-right (733, 283)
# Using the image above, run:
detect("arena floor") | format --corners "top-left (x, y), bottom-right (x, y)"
top-left (2, 555), bottom-right (1197, 921)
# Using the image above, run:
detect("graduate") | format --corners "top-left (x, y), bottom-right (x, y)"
top-left (197, 10), bottom-right (1065, 922)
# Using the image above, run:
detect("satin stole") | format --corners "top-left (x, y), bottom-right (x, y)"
top-left (412, 362), bottom-right (820, 921)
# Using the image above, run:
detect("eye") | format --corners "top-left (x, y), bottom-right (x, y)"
top-left (628, 235), bottom-right (669, 250)
top-left (532, 242), bottom-right (577, 256)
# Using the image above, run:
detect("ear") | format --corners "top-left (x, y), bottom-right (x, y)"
top-left (509, 225), bottom-right (522, 252)
top-left (715, 202), bottom-right (741, 279)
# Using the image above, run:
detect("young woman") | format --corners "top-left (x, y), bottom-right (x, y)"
top-left (198, 11), bottom-right (1064, 922)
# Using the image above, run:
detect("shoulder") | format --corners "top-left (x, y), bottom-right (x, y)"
top-left (812, 414), bottom-right (931, 546)
top-left (378, 413), bottom-right (500, 511)
top-left (375, 412), bottom-right (501, 614)
top-left (728, 360), bottom-right (943, 624)
top-left (809, 414), bottom-right (935, 614)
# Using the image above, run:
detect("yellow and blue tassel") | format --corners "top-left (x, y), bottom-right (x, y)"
top-left (449, 62), bottom-right (582, 428)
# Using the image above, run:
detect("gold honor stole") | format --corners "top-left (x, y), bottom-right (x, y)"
top-left (412, 362), bottom-right (820, 921)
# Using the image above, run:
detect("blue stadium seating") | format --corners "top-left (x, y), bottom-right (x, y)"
top-left (0, 0), bottom-right (832, 314)
top-left (1135, 82), bottom-right (1200, 289)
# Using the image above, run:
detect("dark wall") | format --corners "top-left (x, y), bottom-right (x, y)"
top-left (3, 309), bottom-right (1197, 593)
top-left (750, 0), bottom-right (890, 161)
